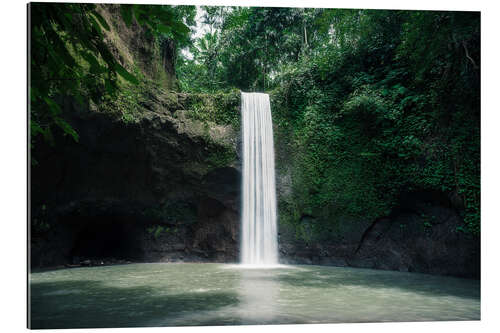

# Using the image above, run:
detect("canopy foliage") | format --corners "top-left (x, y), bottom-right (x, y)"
top-left (177, 7), bottom-right (480, 235)
top-left (30, 3), bottom-right (195, 151)
top-left (29, 4), bottom-right (480, 235)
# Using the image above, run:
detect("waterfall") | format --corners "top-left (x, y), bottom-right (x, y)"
top-left (241, 92), bottom-right (278, 265)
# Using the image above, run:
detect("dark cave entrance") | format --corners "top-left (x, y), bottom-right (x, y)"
top-left (68, 215), bottom-right (145, 262)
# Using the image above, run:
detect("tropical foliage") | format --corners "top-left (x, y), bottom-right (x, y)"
top-left (30, 4), bottom-right (480, 236)
top-left (177, 8), bottom-right (480, 235)
top-left (29, 3), bottom-right (195, 152)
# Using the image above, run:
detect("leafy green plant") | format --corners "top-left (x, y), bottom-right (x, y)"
top-left (30, 3), bottom-right (193, 153)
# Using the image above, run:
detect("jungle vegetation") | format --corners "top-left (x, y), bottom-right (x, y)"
top-left (29, 4), bottom-right (480, 236)
top-left (178, 7), bottom-right (480, 236)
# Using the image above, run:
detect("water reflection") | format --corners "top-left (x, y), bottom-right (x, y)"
top-left (30, 263), bottom-right (480, 328)
top-left (236, 268), bottom-right (281, 324)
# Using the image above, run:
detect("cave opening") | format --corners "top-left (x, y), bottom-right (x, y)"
top-left (68, 214), bottom-right (145, 262)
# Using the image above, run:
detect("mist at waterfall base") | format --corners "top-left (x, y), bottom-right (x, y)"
top-left (240, 92), bottom-right (279, 267)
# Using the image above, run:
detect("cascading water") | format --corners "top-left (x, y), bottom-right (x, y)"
top-left (240, 92), bottom-right (278, 265)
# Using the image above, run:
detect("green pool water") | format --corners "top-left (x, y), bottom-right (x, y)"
top-left (29, 263), bottom-right (480, 328)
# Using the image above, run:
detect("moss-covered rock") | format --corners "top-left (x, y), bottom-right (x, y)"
top-left (31, 81), bottom-right (242, 268)
top-left (97, 4), bottom-right (176, 89)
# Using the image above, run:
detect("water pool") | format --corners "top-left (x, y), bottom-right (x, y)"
top-left (29, 263), bottom-right (480, 328)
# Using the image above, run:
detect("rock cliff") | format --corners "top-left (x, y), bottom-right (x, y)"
top-left (30, 4), bottom-right (479, 279)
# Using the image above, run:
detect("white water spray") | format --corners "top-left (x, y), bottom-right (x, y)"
top-left (240, 92), bottom-right (278, 265)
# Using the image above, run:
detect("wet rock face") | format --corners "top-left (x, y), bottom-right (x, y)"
top-left (349, 209), bottom-right (479, 277)
top-left (30, 94), bottom-right (241, 268)
top-left (30, 4), bottom-right (245, 269)
top-left (278, 191), bottom-right (480, 279)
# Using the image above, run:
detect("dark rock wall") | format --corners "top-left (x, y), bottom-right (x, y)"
top-left (30, 93), bottom-right (241, 268)
top-left (97, 4), bottom-right (176, 89)
top-left (29, 5), bottom-right (242, 269)
top-left (277, 188), bottom-right (480, 278)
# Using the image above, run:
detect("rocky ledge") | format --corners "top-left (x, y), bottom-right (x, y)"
top-left (30, 89), bottom-right (242, 268)
top-left (278, 191), bottom-right (479, 278)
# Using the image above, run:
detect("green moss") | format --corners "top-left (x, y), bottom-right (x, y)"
top-left (204, 142), bottom-right (237, 171)
top-left (143, 200), bottom-right (197, 225)
top-left (271, 51), bottom-right (479, 238)
top-left (183, 88), bottom-right (241, 129)
top-left (99, 78), bottom-right (165, 122)
top-left (146, 225), bottom-right (173, 239)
